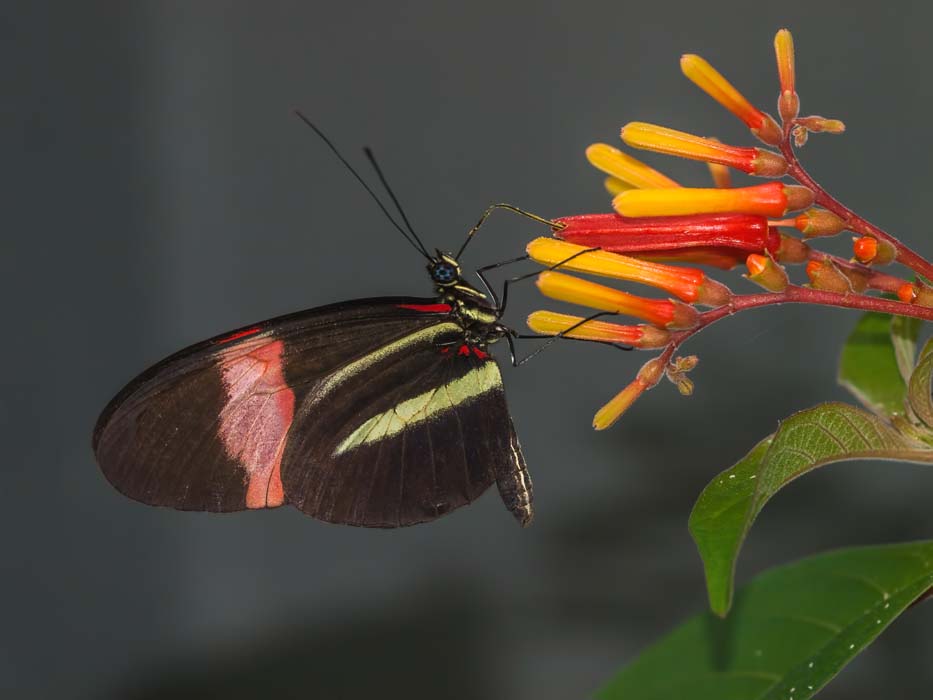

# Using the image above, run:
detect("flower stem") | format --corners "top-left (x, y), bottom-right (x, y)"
top-left (779, 141), bottom-right (933, 281)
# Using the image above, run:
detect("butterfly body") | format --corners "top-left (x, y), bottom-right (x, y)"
top-left (93, 252), bottom-right (534, 528)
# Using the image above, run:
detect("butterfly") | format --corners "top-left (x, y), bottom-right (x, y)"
top-left (93, 114), bottom-right (558, 528)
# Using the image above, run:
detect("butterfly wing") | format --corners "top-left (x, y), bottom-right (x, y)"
top-left (281, 332), bottom-right (533, 527)
top-left (93, 298), bottom-right (451, 512)
top-left (93, 297), bottom-right (533, 526)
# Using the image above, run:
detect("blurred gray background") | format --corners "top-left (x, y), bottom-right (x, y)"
top-left (5, 1), bottom-right (933, 698)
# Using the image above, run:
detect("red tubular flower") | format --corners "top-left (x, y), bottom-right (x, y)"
top-left (613, 182), bottom-right (814, 218)
top-left (555, 213), bottom-right (781, 261)
top-left (620, 122), bottom-right (787, 176)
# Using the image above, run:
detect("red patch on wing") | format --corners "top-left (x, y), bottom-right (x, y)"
top-left (457, 344), bottom-right (471, 356)
top-left (472, 347), bottom-right (489, 360)
top-left (397, 303), bottom-right (452, 313)
top-left (217, 339), bottom-right (294, 508)
top-left (214, 326), bottom-right (262, 345)
top-left (440, 346), bottom-right (450, 354)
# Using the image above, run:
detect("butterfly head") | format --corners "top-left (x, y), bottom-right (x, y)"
top-left (428, 251), bottom-right (462, 288)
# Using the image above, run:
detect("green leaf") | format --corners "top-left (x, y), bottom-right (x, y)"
top-left (597, 542), bottom-right (933, 700)
top-left (838, 312), bottom-right (908, 417)
top-left (908, 338), bottom-right (933, 428)
top-left (689, 402), bottom-right (933, 616)
top-left (890, 314), bottom-right (920, 382)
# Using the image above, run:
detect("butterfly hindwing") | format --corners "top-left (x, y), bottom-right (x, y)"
top-left (281, 328), bottom-right (533, 527)
top-left (92, 298), bottom-right (451, 512)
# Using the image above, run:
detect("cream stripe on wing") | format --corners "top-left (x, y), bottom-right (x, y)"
top-left (334, 362), bottom-right (500, 456)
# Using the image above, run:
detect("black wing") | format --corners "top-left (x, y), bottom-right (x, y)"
top-left (93, 298), bottom-right (451, 512)
top-left (92, 297), bottom-right (532, 526)
top-left (281, 328), bottom-right (533, 527)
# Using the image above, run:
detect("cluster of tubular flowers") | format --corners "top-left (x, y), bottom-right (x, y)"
top-left (528, 28), bottom-right (933, 430)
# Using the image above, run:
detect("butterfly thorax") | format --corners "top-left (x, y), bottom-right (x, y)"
top-left (428, 251), bottom-right (507, 347)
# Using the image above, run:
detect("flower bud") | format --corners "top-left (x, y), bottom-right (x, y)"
top-left (806, 259), bottom-right (852, 293)
top-left (853, 236), bottom-right (895, 265)
top-left (745, 254), bottom-right (788, 292)
top-left (774, 233), bottom-right (810, 263)
top-left (794, 208), bottom-right (847, 237)
top-left (797, 116), bottom-right (846, 134)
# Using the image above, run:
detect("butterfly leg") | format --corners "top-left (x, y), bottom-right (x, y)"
top-left (456, 203), bottom-right (564, 260)
top-left (507, 310), bottom-right (633, 367)
top-left (478, 246), bottom-right (601, 318)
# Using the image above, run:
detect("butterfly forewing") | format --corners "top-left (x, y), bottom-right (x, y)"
top-left (93, 298), bottom-right (449, 512)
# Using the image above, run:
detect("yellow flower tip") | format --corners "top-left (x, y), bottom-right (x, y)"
top-left (526, 236), bottom-right (708, 303)
top-left (774, 28), bottom-right (799, 121)
top-left (679, 53), bottom-right (780, 146)
top-left (620, 122), bottom-right (786, 176)
top-left (603, 176), bottom-right (636, 197)
top-left (593, 359), bottom-right (664, 430)
top-left (585, 143), bottom-right (680, 190)
top-left (593, 380), bottom-right (646, 430)
top-left (614, 182), bottom-right (800, 218)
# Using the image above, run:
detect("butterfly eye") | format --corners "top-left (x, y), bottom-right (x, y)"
top-left (431, 262), bottom-right (458, 285)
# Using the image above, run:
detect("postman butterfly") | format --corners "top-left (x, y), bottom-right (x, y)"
top-left (93, 113), bottom-right (564, 528)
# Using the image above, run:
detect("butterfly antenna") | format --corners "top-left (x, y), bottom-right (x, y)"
top-left (293, 109), bottom-right (431, 260)
top-left (362, 147), bottom-right (431, 259)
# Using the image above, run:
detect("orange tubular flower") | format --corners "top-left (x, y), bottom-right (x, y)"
top-left (853, 236), bottom-right (895, 265)
top-left (526, 237), bottom-right (730, 305)
top-left (535, 271), bottom-right (699, 330)
top-left (586, 143), bottom-right (680, 189)
top-left (680, 54), bottom-right (781, 145)
top-left (774, 28), bottom-right (799, 121)
top-left (526, 310), bottom-right (671, 348)
top-left (620, 122), bottom-right (787, 176)
top-left (593, 359), bottom-right (664, 430)
top-left (614, 182), bottom-right (814, 218)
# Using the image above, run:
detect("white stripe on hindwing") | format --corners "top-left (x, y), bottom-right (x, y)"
top-left (333, 360), bottom-right (501, 456)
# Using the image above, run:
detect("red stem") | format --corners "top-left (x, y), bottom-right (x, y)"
top-left (645, 284), bottom-right (933, 387)
top-left (779, 140), bottom-right (933, 281)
